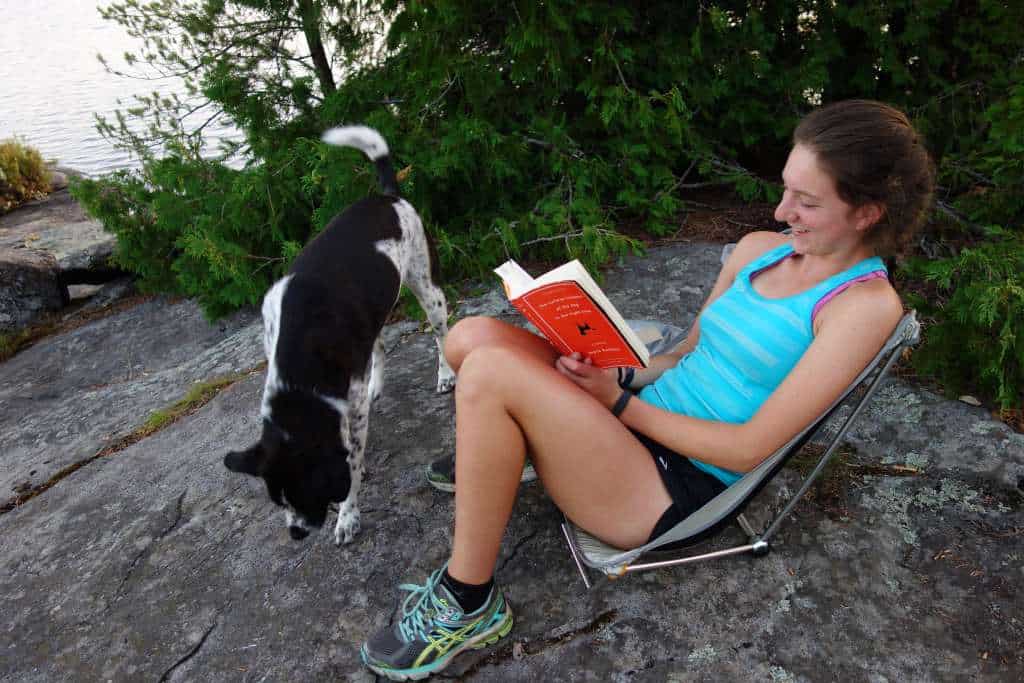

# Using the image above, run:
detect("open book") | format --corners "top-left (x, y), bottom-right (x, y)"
top-left (494, 259), bottom-right (650, 368)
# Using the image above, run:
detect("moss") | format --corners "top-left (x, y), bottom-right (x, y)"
top-left (0, 328), bottom-right (38, 362)
top-left (140, 375), bottom-right (244, 436)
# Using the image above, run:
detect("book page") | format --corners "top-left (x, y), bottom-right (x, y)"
top-left (493, 260), bottom-right (535, 298)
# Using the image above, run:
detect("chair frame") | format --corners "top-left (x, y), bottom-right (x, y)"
top-left (561, 312), bottom-right (921, 589)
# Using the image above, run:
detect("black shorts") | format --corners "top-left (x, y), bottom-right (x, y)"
top-left (629, 429), bottom-right (728, 544)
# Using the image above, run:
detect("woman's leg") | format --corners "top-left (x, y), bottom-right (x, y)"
top-left (448, 344), bottom-right (672, 584)
top-left (426, 317), bottom-right (555, 492)
top-left (444, 316), bottom-right (558, 374)
top-left (361, 337), bottom-right (672, 680)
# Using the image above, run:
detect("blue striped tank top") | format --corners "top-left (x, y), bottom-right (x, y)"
top-left (638, 242), bottom-right (887, 485)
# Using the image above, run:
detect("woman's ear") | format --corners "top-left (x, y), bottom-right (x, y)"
top-left (855, 202), bottom-right (885, 232)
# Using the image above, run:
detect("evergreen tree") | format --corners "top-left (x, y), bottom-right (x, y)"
top-left (73, 0), bottom-right (1024, 409)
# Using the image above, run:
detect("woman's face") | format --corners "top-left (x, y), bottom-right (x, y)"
top-left (774, 144), bottom-right (879, 256)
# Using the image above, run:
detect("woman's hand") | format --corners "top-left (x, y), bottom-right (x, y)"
top-left (555, 353), bottom-right (622, 409)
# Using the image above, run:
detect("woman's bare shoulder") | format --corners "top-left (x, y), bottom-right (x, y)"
top-left (702, 231), bottom-right (790, 310)
top-left (724, 231), bottom-right (789, 271)
top-left (816, 276), bottom-right (904, 334)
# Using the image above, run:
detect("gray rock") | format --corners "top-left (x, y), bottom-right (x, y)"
top-left (0, 184), bottom-right (120, 332)
top-left (65, 276), bottom-right (137, 315)
top-left (66, 283), bottom-right (105, 302)
top-left (0, 242), bottom-right (1021, 681)
top-left (0, 297), bottom-right (261, 497)
top-left (21, 217), bottom-right (116, 272)
top-left (0, 248), bottom-right (66, 332)
top-left (48, 170), bottom-right (69, 192)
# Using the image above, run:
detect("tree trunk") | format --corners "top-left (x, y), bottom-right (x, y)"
top-left (299, 0), bottom-right (336, 96)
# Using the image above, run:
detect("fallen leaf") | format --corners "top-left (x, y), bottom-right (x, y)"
top-left (959, 395), bottom-right (982, 406)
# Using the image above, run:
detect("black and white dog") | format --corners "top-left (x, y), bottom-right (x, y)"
top-left (223, 126), bottom-right (455, 545)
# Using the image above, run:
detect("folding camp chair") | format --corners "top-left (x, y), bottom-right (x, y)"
top-left (561, 311), bottom-right (921, 588)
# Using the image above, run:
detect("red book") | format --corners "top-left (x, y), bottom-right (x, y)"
top-left (494, 259), bottom-right (650, 369)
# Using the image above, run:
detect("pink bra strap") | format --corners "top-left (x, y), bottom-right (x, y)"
top-left (811, 270), bottom-right (888, 321)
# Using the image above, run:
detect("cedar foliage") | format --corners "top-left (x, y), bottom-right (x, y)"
top-left (73, 0), bottom-right (1024, 408)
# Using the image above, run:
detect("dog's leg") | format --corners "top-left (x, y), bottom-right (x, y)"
top-left (424, 289), bottom-right (456, 393)
top-left (368, 336), bottom-right (385, 404)
top-left (389, 200), bottom-right (457, 393)
top-left (405, 271), bottom-right (456, 393)
top-left (334, 379), bottom-right (370, 545)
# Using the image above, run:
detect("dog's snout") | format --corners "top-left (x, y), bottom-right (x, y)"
top-left (288, 525), bottom-right (310, 540)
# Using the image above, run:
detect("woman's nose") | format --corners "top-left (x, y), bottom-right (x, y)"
top-left (774, 193), bottom-right (793, 223)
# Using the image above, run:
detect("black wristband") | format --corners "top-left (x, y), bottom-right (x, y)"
top-left (617, 366), bottom-right (635, 389)
top-left (610, 390), bottom-right (632, 418)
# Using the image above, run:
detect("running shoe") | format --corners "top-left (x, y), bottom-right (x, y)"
top-left (425, 454), bottom-right (537, 493)
top-left (361, 567), bottom-right (514, 680)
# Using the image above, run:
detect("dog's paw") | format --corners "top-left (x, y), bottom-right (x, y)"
top-left (333, 503), bottom-right (361, 545)
top-left (435, 370), bottom-right (456, 394)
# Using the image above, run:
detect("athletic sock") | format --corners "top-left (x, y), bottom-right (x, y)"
top-left (440, 569), bottom-right (493, 614)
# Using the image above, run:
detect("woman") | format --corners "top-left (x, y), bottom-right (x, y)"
top-left (360, 100), bottom-right (935, 680)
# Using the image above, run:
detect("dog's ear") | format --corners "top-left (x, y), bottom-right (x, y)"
top-left (223, 443), bottom-right (268, 476)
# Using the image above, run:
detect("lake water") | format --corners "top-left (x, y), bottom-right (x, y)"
top-left (0, 0), bottom-right (236, 177)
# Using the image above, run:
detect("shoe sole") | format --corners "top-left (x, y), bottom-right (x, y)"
top-left (426, 466), bottom-right (536, 493)
top-left (426, 477), bottom-right (456, 493)
top-left (362, 604), bottom-right (515, 681)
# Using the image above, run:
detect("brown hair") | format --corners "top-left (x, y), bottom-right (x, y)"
top-left (793, 99), bottom-right (936, 256)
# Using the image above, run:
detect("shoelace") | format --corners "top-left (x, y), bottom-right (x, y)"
top-left (396, 568), bottom-right (456, 644)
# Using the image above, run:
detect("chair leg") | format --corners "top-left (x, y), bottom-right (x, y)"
top-left (736, 513), bottom-right (770, 557)
top-left (736, 513), bottom-right (757, 539)
top-left (560, 521), bottom-right (593, 589)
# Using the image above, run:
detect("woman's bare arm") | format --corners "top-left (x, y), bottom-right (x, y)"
top-left (559, 231), bottom-right (902, 473)
top-left (616, 278), bottom-right (903, 471)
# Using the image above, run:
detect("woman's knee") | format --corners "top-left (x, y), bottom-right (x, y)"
top-left (455, 345), bottom-right (522, 403)
top-left (444, 317), bottom-right (514, 371)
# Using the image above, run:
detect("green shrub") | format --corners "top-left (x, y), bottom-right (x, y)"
top-left (0, 139), bottom-right (50, 213)
top-left (940, 69), bottom-right (1024, 231)
top-left (71, 148), bottom-right (314, 319)
top-left (83, 0), bottom-right (1024, 408)
top-left (903, 62), bottom-right (1024, 409)
top-left (905, 228), bottom-right (1024, 409)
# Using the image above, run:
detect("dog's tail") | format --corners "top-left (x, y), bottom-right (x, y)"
top-left (321, 125), bottom-right (399, 197)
